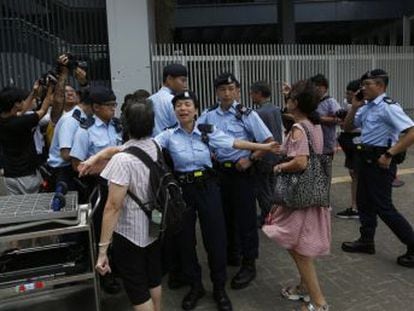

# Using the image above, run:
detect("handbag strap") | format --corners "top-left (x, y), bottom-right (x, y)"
top-left (297, 122), bottom-right (316, 155)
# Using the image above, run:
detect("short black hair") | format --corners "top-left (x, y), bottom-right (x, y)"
top-left (122, 99), bottom-right (154, 139)
top-left (310, 74), bottom-right (329, 88)
top-left (0, 86), bottom-right (29, 113)
top-left (346, 79), bottom-right (361, 92)
top-left (250, 81), bottom-right (271, 98)
top-left (162, 64), bottom-right (188, 83)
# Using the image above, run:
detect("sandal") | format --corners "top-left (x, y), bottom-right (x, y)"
top-left (281, 285), bottom-right (310, 302)
top-left (294, 302), bottom-right (329, 311)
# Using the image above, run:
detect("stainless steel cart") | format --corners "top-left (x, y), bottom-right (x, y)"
top-left (0, 192), bottom-right (100, 310)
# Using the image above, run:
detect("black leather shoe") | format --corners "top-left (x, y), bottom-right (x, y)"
top-left (341, 239), bottom-right (375, 254)
top-left (182, 285), bottom-right (206, 310)
top-left (213, 288), bottom-right (233, 311)
top-left (230, 259), bottom-right (256, 289)
top-left (100, 273), bottom-right (122, 294)
top-left (397, 249), bottom-right (414, 268)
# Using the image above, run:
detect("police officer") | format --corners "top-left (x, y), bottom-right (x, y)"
top-left (47, 88), bottom-right (92, 191)
top-left (342, 69), bottom-right (414, 268)
top-left (150, 63), bottom-right (188, 136)
top-left (155, 91), bottom-right (277, 310)
top-left (198, 73), bottom-right (273, 289)
top-left (70, 85), bottom-right (123, 293)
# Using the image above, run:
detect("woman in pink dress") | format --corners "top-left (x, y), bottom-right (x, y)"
top-left (262, 80), bottom-right (331, 311)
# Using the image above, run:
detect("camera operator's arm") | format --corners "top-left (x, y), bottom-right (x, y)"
top-left (73, 67), bottom-right (88, 87)
top-left (36, 85), bottom-right (53, 120)
top-left (17, 81), bottom-right (41, 115)
top-left (50, 54), bottom-right (70, 124)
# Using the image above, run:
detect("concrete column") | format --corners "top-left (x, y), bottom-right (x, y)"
top-left (106, 0), bottom-right (155, 108)
top-left (278, 0), bottom-right (295, 44)
top-left (403, 15), bottom-right (411, 46)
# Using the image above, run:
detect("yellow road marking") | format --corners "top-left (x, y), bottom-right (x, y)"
top-left (332, 168), bottom-right (414, 184)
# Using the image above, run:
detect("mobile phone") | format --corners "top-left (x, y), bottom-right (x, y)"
top-left (355, 89), bottom-right (364, 101)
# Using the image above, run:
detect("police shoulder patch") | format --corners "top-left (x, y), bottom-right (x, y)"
top-left (80, 116), bottom-right (95, 129)
top-left (71, 109), bottom-right (82, 122)
top-left (383, 97), bottom-right (396, 105)
top-left (207, 103), bottom-right (219, 112)
top-left (165, 122), bottom-right (179, 130)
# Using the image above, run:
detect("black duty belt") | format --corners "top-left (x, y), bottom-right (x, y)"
top-left (215, 161), bottom-right (237, 171)
top-left (174, 169), bottom-right (214, 184)
top-left (355, 144), bottom-right (388, 163)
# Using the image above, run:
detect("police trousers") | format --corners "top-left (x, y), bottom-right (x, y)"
top-left (357, 160), bottom-right (414, 247)
top-left (220, 169), bottom-right (259, 261)
top-left (176, 179), bottom-right (227, 288)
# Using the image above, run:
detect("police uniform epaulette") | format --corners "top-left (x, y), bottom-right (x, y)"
top-left (235, 104), bottom-right (252, 116)
top-left (80, 116), bottom-right (95, 129)
top-left (383, 97), bottom-right (396, 105)
top-left (165, 122), bottom-right (179, 130)
top-left (72, 109), bottom-right (82, 122)
top-left (320, 95), bottom-right (331, 102)
top-left (207, 103), bottom-right (219, 112)
top-left (111, 117), bottom-right (123, 133)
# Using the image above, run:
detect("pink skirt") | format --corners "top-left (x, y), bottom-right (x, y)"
top-left (262, 205), bottom-right (332, 257)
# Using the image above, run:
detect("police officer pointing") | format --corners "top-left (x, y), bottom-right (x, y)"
top-left (342, 69), bottom-right (414, 267)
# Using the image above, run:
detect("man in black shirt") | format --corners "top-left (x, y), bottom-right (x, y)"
top-left (0, 86), bottom-right (52, 194)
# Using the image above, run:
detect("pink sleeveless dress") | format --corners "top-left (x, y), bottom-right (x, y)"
top-left (262, 120), bottom-right (332, 257)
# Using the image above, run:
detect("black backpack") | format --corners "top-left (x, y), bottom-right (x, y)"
top-left (123, 141), bottom-right (187, 238)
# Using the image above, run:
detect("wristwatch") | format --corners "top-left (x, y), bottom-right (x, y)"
top-left (384, 151), bottom-right (393, 159)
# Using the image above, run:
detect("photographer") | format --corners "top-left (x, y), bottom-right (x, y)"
top-left (0, 84), bottom-right (53, 194)
top-left (335, 80), bottom-right (361, 219)
top-left (45, 53), bottom-right (88, 145)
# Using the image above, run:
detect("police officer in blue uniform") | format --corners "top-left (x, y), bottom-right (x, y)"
top-left (47, 88), bottom-right (92, 191)
top-left (155, 91), bottom-right (277, 311)
top-left (70, 85), bottom-right (123, 293)
top-left (198, 73), bottom-right (274, 289)
top-left (342, 69), bottom-right (414, 268)
top-left (150, 63), bottom-right (188, 136)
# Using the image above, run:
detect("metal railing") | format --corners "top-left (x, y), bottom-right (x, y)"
top-left (0, 0), bottom-right (110, 90)
top-left (151, 44), bottom-right (414, 112)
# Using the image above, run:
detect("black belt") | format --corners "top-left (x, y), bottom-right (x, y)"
top-left (355, 144), bottom-right (388, 163)
top-left (174, 169), bottom-right (214, 184)
top-left (215, 161), bottom-right (237, 171)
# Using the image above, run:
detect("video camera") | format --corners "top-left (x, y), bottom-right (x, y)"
top-left (64, 53), bottom-right (88, 71)
top-left (335, 109), bottom-right (348, 120)
top-left (38, 71), bottom-right (58, 87)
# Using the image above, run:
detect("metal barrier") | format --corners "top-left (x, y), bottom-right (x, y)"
top-left (151, 44), bottom-right (414, 111)
top-left (0, 0), bottom-right (110, 89)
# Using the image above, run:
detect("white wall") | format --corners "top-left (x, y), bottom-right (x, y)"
top-left (106, 0), bottom-right (155, 110)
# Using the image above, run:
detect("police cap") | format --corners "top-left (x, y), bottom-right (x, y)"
top-left (163, 64), bottom-right (188, 81)
top-left (214, 73), bottom-right (240, 89)
top-left (172, 91), bottom-right (199, 108)
top-left (87, 85), bottom-right (116, 104)
top-left (360, 69), bottom-right (388, 82)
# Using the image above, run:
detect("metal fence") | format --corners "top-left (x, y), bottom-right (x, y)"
top-left (151, 44), bottom-right (414, 112)
top-left (0, 0), bottom-right (110, 90)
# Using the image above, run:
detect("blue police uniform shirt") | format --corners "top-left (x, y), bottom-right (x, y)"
top-left (354, 93), bottom-right (414, 146)
top-left (47, 106), bottom-right (86, 168)
top-left (70, 115), bottom-right (122, 161)
top-left (197, 101), bottom-right (272, 162)
top-left (154, 121), bottom-right (235, 172)
top-left (149, 86), bottom-right (177, 136)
